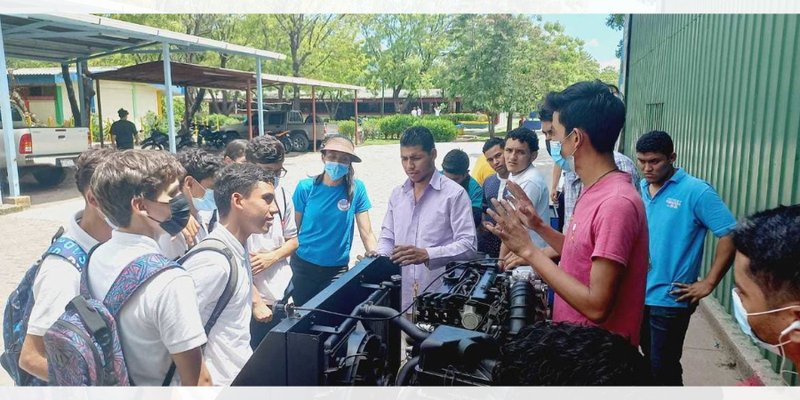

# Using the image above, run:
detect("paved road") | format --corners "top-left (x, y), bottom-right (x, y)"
top-left (0, 139), bottom-right (747, 386)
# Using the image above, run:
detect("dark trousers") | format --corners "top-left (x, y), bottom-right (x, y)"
top-left (640, 305), bottom-right (696, 386)
top-left (289, 254), bottom-right (348, 307)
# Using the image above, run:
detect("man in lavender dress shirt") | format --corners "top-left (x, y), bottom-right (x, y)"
top-left (375, 126), bottom-right (477, 312)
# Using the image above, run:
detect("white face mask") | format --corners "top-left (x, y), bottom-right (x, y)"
top-left (732, 289), bottom-right (800, 385)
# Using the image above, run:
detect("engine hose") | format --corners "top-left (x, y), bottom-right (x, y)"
top-left (358, 304), bottom-right (430, 343)
top-left (395, 356), bottom-right (420, 386)
top-left (508, 280), bottom-right (532, 335)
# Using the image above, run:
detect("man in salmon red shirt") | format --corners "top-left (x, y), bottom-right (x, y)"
top-left (485, 80), bottom-right (648, 346)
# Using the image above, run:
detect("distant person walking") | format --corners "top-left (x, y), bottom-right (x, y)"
top-left (110, 108), bottom-right (137, 150)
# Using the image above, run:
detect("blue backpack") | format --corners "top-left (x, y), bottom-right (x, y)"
top-left (44, 239), bottom-right (236, 386)
top-left (1, 227), bottom-right (88, 386)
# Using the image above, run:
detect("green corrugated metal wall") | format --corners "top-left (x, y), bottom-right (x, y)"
top-left (623, 14), bottom-right (799, 383)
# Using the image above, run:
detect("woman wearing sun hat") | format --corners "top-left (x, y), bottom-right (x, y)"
top-left (290, 134), bottom-right (378, 306)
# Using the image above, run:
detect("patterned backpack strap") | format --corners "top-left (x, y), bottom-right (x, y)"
top-left (102, 253), bottom-right (182, 317)
top-left (45, 237), bottom-right (90, 273)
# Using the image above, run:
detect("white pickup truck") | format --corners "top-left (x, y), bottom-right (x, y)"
top-left (0, 104), bottom-right (90, 187)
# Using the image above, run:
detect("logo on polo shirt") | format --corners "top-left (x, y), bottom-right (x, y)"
top-left (666, 198), bottom-right (682, 209)
top-left (338, 198), bottom-right (351, 212)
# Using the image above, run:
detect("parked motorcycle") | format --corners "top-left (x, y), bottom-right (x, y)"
top-left (140, 128), bottom-right (169, 150)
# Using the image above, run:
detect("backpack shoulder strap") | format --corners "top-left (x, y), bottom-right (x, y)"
top-left (163, 238), bottom-right (237, 386)
top-left (178, 238), bottom-right (237, 333)
top-left (45, 237), bottom-right (90, 272)
top-left (79, 243), bottom-right (103, 299)
top-left (103, 253), bottom-right (181, 317)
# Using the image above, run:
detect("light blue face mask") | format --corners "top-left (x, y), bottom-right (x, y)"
top-left (549, 141), bottom-right (570, 171)
top-left (731, 289), bottom-right (800, 385)
top-left (192, 181), bottom-right (217, 212)
top-left (324, 161), bottom-right (349, 181)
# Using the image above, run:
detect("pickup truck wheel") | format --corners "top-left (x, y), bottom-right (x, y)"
top-left (33, 167), bottom-right (66, 188)
top-left (279, 136), bottom-right (294, 154)
top-left (290, 131), bottom-right (310, 152)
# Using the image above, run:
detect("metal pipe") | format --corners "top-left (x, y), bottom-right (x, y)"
top-left (0, 21), bottom-right (20, 197)
top-left (95, 79), bottom-right (104, 148)
top-left (395, 356), bottom-right (419, 386)
top-left (353, 89), bottom-right (359, 145)
top-left (162, 43), bottom-right (176, 153)
top-left (311, 86), bottom-right (317, 152)
top-left (358, 304), bottom-right (429, 344)
top-left (246, 81), bottom-right (253, 140)
top-left (256, 58), bottom-right (264, 137)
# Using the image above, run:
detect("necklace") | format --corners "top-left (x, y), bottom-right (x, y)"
top-left (574, 167), bottom-right (619, 208)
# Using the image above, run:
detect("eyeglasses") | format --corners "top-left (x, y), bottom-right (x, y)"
top-left (260, 166), bottom-right (287, 178)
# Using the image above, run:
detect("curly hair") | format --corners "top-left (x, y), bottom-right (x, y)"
top-left (733, 204), bottom-right (800, 307)
top-left (246, 135), bottom-right (285, 164)
top-left (493, 322), bottom-right (651, 386)
top-left (177, 147), bottom-right (224, 184)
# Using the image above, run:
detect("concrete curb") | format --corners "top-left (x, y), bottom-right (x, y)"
top-left (0, 203), bottom-right (26, 215)
top-left (699, 297), bottom-right (784, 386)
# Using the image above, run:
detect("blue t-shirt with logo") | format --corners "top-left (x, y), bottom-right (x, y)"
top-left (293, 177), bottom-right (371, 267)
top-left (641, 168), bottom-right (737, 308)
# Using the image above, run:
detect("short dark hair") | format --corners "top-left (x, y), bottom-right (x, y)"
top-left (482, 137), bottom-right (505, 154)
top-left (224, 139), bottom-right (249, 161)
top-left (117, 108), bottom-right (128, 118)
top-left (545, 80), bottom-right (626, 154)
top-left (733, 205), bottom-right (800, 306)
top-left (91, 150), bottom-right (185, 228)
top-left (442, 149), bottom-right (469, 175)
top-left (214, 163), bottom-right (272, 218)
top-left (493, 322), bottom-right (651, 386)
top-left (178, 148), bottom-right (223, 184)
top-left (505, 127), bottom-right (539, 153)
top-left (75, 147), bottom-right (114, 195)
top-left (246, 135), bottom-right (285, 164)
top-left (400, 126), bottom-right (435, 153)
top-left (635, 130), bottom-right (674, 157)
top-left (538, 102), bottom-right (553, 122)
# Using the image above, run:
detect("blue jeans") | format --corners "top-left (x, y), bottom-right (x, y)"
top-left (640, 305), bottom-right (696, 386)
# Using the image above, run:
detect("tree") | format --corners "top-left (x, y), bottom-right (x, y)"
top-left (606, 14), bottom-right (625, 59)
top-left (443, 15), bottom-right (529, 136)
top-left (362, 15), bottom-right (452, 113)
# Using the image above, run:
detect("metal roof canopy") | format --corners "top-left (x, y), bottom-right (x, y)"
top-left (90, 61), bottom-right (366, 92)
top-left (0, 14), bottom-right (286, 200)
top-left (0, 14), bottom-right (285, 63)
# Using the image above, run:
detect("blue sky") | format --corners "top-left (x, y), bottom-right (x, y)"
top-left (539, 14), bottom-right (623, 70)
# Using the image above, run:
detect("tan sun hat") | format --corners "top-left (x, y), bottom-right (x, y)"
top-left (321, 135), bottom-right (361, 163)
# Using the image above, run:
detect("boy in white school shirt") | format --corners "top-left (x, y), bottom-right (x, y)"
top-left (245, 135), bottom-right (299, 349)
top-left (159, 148), bottom-right (224, 259)
top-left (180, 162), bottom-right (279, 385)
top-left (89, 149), bottom-right (211, 386)
top-left (18, 148), bottom-right (115, 381)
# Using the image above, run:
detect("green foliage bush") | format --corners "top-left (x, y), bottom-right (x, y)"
top-left (378, 114), bottom-right (417, 139)
top-left (336, 120), bottom-right (356, 139)
top-left (439, 113), bottom-right (484, 124)
top-left (414, 118), bottom-right (457, 142)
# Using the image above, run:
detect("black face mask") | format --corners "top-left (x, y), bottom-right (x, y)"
top-left (148, 193), bottom-right (191, 237)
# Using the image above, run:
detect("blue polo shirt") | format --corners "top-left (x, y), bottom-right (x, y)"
top-left (293, 178), bottom-right (371, 267)
top-left (641, 168), bottom-right (736, 308)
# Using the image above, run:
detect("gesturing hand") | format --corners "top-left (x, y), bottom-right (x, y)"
top-left (390, 245), bottom-right (429, 266)
top-left (485, 197), bottom-right (535, 257)
top-left (505, 181), bottom-right (546, 231)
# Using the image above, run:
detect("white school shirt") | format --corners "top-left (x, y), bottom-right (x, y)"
top-left (87, 231), bottom-right (206, 386)
top-left (181, 224), bottom-right (253, 386)
top-left (28, 211), bottom-right (99, 336)
top-left (248, 186), bottom-right (297, 305)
